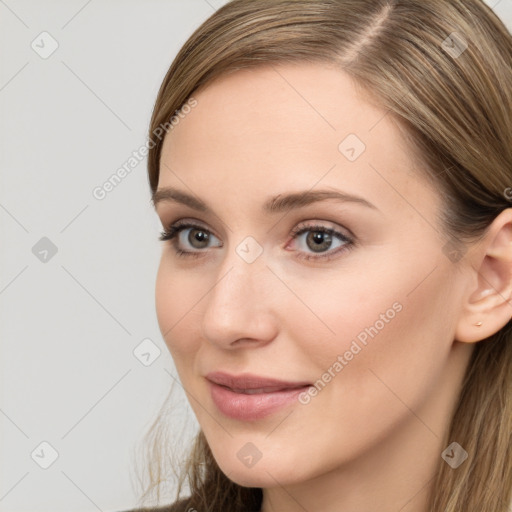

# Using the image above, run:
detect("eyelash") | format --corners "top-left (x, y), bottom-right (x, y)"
top-left (158, 221), bottom-right (355, 262)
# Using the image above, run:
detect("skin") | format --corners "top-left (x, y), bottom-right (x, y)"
top-left (153, 62), bottom-right (512, 512)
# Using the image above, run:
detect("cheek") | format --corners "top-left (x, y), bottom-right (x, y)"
top-left (155, 259), bottom-right (203, 358)
top-left (288, 254), bottom-right (458, 403)
top-left (266, 264), bottom-right (458, 471)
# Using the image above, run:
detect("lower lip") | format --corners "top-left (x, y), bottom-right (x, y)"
top-left (209, 381), bottom-right (309, 421)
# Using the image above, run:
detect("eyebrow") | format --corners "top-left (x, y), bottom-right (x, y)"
top-left (152, 187), bottom-right (378, 213)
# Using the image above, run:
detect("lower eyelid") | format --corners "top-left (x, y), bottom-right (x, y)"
top-left (293, 242), bottom-right (353, 262)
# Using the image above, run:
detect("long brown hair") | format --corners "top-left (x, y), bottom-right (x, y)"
top-left (136, 1), bottom-right (512, 510)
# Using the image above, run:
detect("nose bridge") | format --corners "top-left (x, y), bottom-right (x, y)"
top-left (208, 239), bottom-right (264, 311)
top-left (200, 237), bottom-right (274, 345)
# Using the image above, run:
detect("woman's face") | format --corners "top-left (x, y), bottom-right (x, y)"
top-left (154, 63), bottom-right (475, 491)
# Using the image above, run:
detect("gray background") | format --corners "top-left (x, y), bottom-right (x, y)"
top-left (1, 1), bottom-right (511, 511)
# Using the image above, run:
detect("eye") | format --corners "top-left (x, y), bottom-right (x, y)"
top-left (286, 223), bottom-right (354, 261)
top-left (159, 221), bottom-right (222, 258)
top-left (159, 220), bottom-right (355, 262)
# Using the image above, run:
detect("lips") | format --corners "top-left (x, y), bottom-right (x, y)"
top-left (228, 386), bottom-right (296, 394)
top-left (206, 371), bottom-right (311, 392)
top-left (206, 371), bottom-right (312, 421)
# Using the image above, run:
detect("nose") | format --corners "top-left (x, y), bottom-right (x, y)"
top-left (200, 244), bottom-right (278, 349)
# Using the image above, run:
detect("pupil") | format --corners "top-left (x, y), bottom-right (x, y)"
top-left (307, 231), bottom-right (331, 252)
top-left (190, 229), bottom-right (209, 248)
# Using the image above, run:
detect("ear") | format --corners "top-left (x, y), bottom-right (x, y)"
top-left (455, 208), bottom-right (512, 343)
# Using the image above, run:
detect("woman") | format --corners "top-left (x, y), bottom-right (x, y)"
top-left (127, 0), bottom-right (512, 510)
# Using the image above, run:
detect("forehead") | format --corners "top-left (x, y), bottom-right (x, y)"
top-left (158, 62), bottom-right (437, 218)
top-left (163, 62), bottom-right (393, 157)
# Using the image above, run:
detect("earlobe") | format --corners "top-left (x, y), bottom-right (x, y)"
top-left (454, 209), bottom-right (512, 343)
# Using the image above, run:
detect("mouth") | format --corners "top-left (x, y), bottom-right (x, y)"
top-left (206, 371), bottom-right (312, 421)
top-left (206, 371), bottom-right (311, 391)
top-left (223, 385), bottom-right (306, 394)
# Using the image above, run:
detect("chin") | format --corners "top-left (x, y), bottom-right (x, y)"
top-left (211, 449), bottom-right (306, 488)
top-left (226, 470), bottom-right (272, 488)
top-left (223, 465), bottom-right (293, 488)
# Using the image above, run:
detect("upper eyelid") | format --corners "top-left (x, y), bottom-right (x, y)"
top-left (169, 218), bottom-right (349, 235)
top-left (172, 220), bottom-right (221, 240)
top-left (169, 221), bottom-right (352, 246)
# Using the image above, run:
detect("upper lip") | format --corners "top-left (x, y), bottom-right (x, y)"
top-left (206, 371), bottom-right (311, 391)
